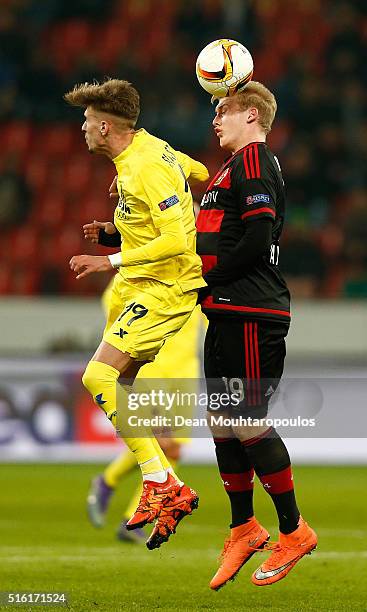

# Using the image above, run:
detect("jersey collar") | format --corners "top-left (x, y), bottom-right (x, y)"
top-left (112, 128), bottom-right (148, 166)
top-left (232, 141), bottom-right (266, 157)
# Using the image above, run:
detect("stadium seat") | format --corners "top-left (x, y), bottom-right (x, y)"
top-left (38, 194), bottom-right (66, 229)
top-left (35, 125), bottom-right (74, 158)
top-left (54, 227), bottom-right (84, 263)
top-left (11, 268), bottom-right (40, 295)
top-left (0, 268), bottom-right (11, 294)
top-left (267, 121), bottom-right (293, 152)
top-left (253, 49), bottom-right (285, 82)
top-left (25, 156), bottom-right (49, 193)
top-left (64, 156), bottom-right (92, 195)
top-left (82, 196), bottom-right (109, 224)
top-left (10, 227), bottom-right (39, 263)
top-left (93, 21), bottom-right (129, 69)
top-left (45, 20), bottom-right (93, 73)
top-left (3, 122), bottom-right (33, 158)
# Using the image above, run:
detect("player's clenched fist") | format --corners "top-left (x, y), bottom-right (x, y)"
top-left (69, 255), bottom-right (113, 279)
top-left (83, 220), bottom-right (117, 243)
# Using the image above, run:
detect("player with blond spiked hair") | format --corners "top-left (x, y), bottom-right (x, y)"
top-left (64, 78), bottom-right (208, 547)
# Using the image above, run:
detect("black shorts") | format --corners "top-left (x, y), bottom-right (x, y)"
top-left (204, 316), bottom-right (289, 418)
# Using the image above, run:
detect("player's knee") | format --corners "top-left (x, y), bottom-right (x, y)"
top-left (82, 362), bottom-right (95, 394)
top-left (206, 410), bottom-right (233, 438)
top-left (82, 360), bottom-right (119, 395)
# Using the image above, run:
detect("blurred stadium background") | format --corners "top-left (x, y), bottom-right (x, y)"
top-left (0, 2), bottom-right (366, 610)
top-left (0, 0), bottom-right (366, 462)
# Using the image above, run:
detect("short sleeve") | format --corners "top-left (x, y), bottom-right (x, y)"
top-left (135, 158), bottom-right (183, 229)
top-left (232, 153), bottom-right (276, 224)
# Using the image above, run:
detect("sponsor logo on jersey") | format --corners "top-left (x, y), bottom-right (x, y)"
top-left (246, 193), bottom-right (270, 205)
top-left (116, 192), bottom-right (131, 219)
top-left (201, 191), bottom-right (218, 205)
top-left (159, 194), bottom-right (179, 211)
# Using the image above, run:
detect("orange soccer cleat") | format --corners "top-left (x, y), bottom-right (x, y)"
top-left (126, 473), bottom-right (181, 530)
top-left (251, 516), bottom-right (317, 586)
top-left (210, 517), bottom-right (270, 591)
top-left (146, 484), bottom-right (199, 550)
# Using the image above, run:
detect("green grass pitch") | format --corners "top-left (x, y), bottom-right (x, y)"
top-left (1, 464), bottom-right (366, 611)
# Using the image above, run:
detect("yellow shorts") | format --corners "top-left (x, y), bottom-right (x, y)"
top-left (103, 274), bottom-right (197, 362)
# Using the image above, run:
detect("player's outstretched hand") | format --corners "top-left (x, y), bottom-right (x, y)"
top-left (109, 175), bottom-right (118, 199)
top-left (69, 255), bottom-right (113, 280)
top-left (83, 220), bottom-right (116, 243)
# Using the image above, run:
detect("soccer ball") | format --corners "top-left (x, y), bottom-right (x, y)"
top-left (196, 39), bottom-right (254, 100)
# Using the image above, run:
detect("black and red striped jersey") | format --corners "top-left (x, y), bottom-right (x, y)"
top-left (196, 141), bottom-right (291, 323)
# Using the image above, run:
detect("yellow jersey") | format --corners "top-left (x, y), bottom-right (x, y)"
top-left (113, 129), bottom-right (208, 292)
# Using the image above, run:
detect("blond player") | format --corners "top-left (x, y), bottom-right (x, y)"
top-left (64, 78), bottom-right (208, 547)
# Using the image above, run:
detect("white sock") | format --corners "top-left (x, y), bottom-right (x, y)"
top-left (168, 466), bottom-right (183, 487)
top-left (140, 457), bottom-right (168, 483)
top-left (142, 469), bottom-right (168, 483)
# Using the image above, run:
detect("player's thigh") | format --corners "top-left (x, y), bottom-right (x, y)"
top-left (203, 320), bottom-right (236, 421)
top-left (205, 317), bottom-right (288, 417)
top-left (104, 279), bottom-right (196, 363)
top-left (142, 306), bottom-right (202, 379)
top-left (230, 321), bottom-right (289, 440)
top-left (256, 321), bottom-right (289, 398)
top-left (204, 318), bottom-right (222, 379)
top-left (103, 273), bottom-right (126, 334)
top-left (204, 316), bottom-right (245, 396)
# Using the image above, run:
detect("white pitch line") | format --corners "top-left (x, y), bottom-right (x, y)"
top-left (316, 528), bottom-right (367, 538)
top-left (313, 551), bottom-right (367, 558)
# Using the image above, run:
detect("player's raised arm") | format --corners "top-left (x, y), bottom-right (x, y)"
top-left (199, 159), bottom-right (276, 291)
top-left (175, 150), bottom-right (210, 185)
top-left (107, 157), bottom-right (189, 270)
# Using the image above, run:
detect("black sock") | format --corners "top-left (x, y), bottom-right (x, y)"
top-left (242, 428), bottom-right (300, 534)
top-left (213, 437), bottom-right (254, 528)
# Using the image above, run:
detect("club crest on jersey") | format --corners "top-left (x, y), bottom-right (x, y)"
top-left (213, 167), bottom-right (231, 188)
top-left (159, 194), bottom-right (179, 211)
top-left (246, 193), bottom-right (270, 205)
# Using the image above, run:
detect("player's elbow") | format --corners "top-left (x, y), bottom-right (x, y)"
top-left (190, 165), bottom-right (209, 185)
top-left (261, 232), bottom-right (273, 255)
top-left (198, 166), bottom-right (210, 182)
top-left (158, 220), bottom-right (188, 258)
top-left (171, 233), bottom-right (187, 256)
top-left (250, 218), bottom-right (273, 257)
